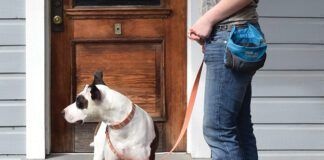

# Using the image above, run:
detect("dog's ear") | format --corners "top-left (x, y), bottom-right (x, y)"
top-left (92, 70), bottom-right (106, 85)
top-left (90, 85), bottom-right (101, 101)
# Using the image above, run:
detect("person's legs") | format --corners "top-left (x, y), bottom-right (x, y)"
top-left (203, 30), bottom-right (255, 160)
top-left (237, 83), bottom-right (258, 159)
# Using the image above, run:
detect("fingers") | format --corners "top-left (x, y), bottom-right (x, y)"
top-left (188, 32), bottom-right (200, 41)
top-left (188, 28), bottom-right (207, 48)
top-left (189, 34), bottom-right (201, 41)
top-left (188, 28), bottom-right (201, 39)
top-left (190, 28), bottom-right (208, 39)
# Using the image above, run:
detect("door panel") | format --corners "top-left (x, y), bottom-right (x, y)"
top-left (73, 19), bottom-right (164, 39)
top-left (51, 0), bottom-right (186, 153)
top-left (74, 41), bottom-right (165, 120)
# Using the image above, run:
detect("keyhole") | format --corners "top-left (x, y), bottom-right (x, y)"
top-left (114, 23), bottom-right (122, 35)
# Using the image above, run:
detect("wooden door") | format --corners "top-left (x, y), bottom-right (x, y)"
top-left (51, 0), bottom-right (187, 153)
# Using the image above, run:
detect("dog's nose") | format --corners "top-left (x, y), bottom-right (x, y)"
top-left (61, 110), bottom-right (65, 117)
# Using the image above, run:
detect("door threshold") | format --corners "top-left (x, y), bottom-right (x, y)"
top-left (0, 153), bottom-right (212, 160)
top-left (46, 153), bottom-right (192, 160)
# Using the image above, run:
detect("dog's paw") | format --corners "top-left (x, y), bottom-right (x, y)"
top-left (89, 141), bottom-right (94, 147)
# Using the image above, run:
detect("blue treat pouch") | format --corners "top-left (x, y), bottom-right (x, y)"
top-left (225, 23), bottom-right (267, 72)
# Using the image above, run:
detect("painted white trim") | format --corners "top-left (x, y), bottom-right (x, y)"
top-left (187, 0), bottom-right (211, 158)
top-left (26, 0), bottom-right (50, 158)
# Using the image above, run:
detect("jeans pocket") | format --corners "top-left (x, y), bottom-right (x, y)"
top-left (203, 44), bottom-right (226, 63)
top-left (204, 30), bottom-right (230, 63)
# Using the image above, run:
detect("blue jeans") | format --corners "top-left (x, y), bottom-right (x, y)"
top-left (203, 26), bottom-right (259, 160)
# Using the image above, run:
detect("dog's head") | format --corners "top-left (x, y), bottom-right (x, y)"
top-left (62, 71), bottom-right (107, 123)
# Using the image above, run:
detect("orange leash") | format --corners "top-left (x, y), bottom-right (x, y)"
top-left (162, 61), bottom-right (204, 159)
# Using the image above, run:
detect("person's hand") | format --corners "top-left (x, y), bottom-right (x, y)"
top-left (188, 31), bottom-right (206, 53)
top-left (188, 16), bottom-right (213, 53)
top-left (187, 32), bottom-right (206, 53)
top-left (188, 16), bottom-right (213, 41)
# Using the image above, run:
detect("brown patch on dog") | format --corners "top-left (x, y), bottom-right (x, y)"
top-left (149, 123), bottom-right (159, 160)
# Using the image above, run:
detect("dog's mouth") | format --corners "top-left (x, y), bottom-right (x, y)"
top-left (75, 120), bottom-right (84, 125)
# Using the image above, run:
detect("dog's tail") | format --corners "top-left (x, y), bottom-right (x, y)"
top-left (149, 123), bottom-right (159, 160)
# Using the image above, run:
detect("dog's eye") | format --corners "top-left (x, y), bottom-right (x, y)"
top-left (76, 95), bottom-right (88, 109)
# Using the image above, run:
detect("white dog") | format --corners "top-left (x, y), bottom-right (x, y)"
top-left (62, 71), bottom-right (159, 160)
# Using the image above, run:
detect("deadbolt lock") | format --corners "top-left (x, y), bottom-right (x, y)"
top-left (114, 23), bottom-right (122, 35)
top-left (53, 15), bottom-right (63, 25)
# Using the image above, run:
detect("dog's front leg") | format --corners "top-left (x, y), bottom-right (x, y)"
top-left (93, 134), bottom-right (105, 160)
top-left (104, 145), bottom-right (118, 160)
top-left (93, 122), bottom-right (107, 160)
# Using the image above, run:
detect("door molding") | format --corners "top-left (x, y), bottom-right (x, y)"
top-left (26, 0), bottom-right (51, 159)
top-left (65, 8), bottom-right (171, 19)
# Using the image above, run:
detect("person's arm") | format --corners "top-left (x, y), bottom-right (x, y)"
top-left (188, 0), bottom-right (253, 42)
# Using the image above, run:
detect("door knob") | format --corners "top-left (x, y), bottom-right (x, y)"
top-left (53, 15), bottom-right (63, 25)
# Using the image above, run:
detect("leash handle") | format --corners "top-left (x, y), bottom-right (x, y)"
top-left (162, 61), bottom-right (204, 159)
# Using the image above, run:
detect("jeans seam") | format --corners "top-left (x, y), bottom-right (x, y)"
top-left (217, 73), bottom-right (234, 160)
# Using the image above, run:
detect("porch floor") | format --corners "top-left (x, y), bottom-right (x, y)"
top-left (0, 153), bottom-right (211, 160)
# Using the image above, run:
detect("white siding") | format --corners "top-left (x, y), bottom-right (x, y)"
top-left (0, 20), bottom-right (25, 45)
top-left (254, 0), bottom-right (324, 159)
top-left (258, 0), bottom-right (324, 18)
top-left (259, 151), bottom-right (324, 160)
top-left (255, 125), bottom-right (324, 150)
top-left (259, 18), bottom-right (324, 44)
top-left (0, 75), bottom-right (25, 100)
top-left (0, 0), bottom-right (25, 19)
top-left (0, 101), bottom-right (25, 126)
top-left (253, 71), bottom-right (324, 97)
top-left (0, 0), bottom-right (26, 155)
top-left (252, 98), bottom-right (324, 123)
top-left (0, 128), bottom-right (25, 154)
top-left (262, 45), bottom-right (324, 70)
top-left (0, 46), bottom-right (25, 73)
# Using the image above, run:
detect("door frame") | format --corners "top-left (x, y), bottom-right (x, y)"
top-left (26, 0), bottom-right (51, 159)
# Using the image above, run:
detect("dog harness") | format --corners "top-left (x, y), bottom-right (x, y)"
top-left (105, 103), bottom-right (136, 159)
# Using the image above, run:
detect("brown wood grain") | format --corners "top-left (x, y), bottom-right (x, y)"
top-left (164, 0), bottom-right (187, 151)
